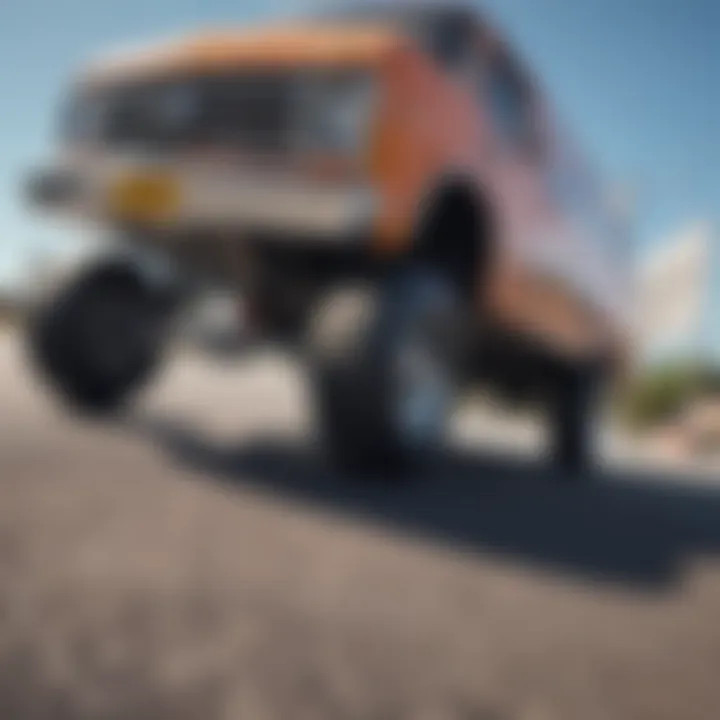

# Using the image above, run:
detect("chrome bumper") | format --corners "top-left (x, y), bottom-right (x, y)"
top-left (26, 160), bottom-right (378, 240)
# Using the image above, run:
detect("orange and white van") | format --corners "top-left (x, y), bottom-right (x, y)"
top-left (26, 2), bottom-right (632, 475)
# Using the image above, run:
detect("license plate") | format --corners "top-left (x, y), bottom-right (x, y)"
top-left (109, 172), bottom-right (180, 225)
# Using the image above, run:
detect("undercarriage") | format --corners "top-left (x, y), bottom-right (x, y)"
top-left (27, 229), bottom-right (604, 480)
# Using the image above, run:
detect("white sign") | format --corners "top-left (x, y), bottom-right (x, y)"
top-left (637, 221), bottom-right (712, 354)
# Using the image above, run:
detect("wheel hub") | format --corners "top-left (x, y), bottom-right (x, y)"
top-left (393, 335), bottom-right (451, 447)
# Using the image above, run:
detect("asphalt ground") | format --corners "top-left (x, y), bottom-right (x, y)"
top-left (1, 331), bottom-right (720, 720)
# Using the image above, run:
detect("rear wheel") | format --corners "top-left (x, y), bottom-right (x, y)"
top-left (28, 261), bottom-right (171, 413)
top-left (548, 363), bottom-right (604, 479)
top-left (307, 267), bottom-right (464, 474)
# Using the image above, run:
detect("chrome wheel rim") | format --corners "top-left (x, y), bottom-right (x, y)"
top-left (393, 333), bottom-right (451, 447)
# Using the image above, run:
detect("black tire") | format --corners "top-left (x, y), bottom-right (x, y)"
top-left (28, 261), bottom-right (168, 414)
top-left (307, 267), bottom-right (464, 474)
top-left (548, 363), bottom-right (603, 479)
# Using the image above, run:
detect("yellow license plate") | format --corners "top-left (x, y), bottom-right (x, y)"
top-left (109, 172), bottom-right (180, 224)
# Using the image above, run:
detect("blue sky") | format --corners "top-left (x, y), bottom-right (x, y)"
top-left (0, 1), bottom-right (718, 310)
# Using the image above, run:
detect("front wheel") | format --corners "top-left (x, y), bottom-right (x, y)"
top-left (28, 261), bottom-right (172, 413)
top-left (306, 268), bottom-right (465, 474)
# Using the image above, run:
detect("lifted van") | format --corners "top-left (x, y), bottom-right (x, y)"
top-left (26, 2), bottom-right (632, 475)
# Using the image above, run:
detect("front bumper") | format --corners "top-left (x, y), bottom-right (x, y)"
top-left (26, 160), bottom-right (378, 240)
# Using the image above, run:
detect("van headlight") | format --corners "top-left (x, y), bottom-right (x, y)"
top-left (295, 72), bottom-right (377, 155)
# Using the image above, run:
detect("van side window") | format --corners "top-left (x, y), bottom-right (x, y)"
top-left (428, 13), bottom-right (474, 73)
top-left (486, 57), bottom-right (534, 153)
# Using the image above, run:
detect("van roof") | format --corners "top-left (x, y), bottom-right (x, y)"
top-left (83, 24), bottom-right (404, 86)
